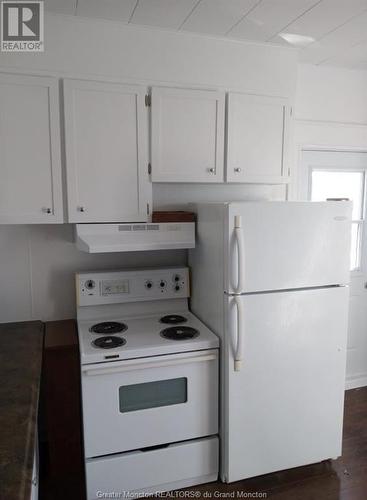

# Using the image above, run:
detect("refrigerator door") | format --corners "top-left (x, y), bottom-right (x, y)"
top-left (222, 286), bottom-right (349, 483)
top-left (225, 201), bottom-right (352, 294)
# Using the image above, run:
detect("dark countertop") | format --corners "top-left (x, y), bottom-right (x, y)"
top-left (0, 321), bottom-right (44, 500)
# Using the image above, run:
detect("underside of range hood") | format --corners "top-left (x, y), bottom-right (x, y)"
top-left (75, 223), bottom-right (195, 253)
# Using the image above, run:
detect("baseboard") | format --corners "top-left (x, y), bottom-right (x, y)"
top-left (345, 374), bottom-right (367, 390)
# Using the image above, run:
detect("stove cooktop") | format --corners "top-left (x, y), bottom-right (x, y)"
top-left (78, 310), bottom-right (219, 365)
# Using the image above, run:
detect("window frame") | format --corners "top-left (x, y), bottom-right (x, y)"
top-left (308, 166), bottom-right (367, 275)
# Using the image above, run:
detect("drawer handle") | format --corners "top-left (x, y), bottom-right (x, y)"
top-left (234, 168), bottom-right (242, 173)
top-left (207, 168), bottom-right (215, 173)
top-left (140, 443), bottom-right (170, 452)
top-left (78, 206), bottom-right (86, 212)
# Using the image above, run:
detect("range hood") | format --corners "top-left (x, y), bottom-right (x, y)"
top-left (75, 223), bottom-right (195, 253)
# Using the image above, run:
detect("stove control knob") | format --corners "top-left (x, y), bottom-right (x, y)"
top-left (173, 274), bottom-right (181, 282)
top-left (160, 280), bottom-right (166, 288)
top-left (145, 281), bottom-right (153, 289)
top-left (85, 280), bottom-right (95, 290)
top-left (175, 285), bottom-right (181, 292)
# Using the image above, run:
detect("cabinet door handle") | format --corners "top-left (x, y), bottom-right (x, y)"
top-left (207, 168), bottom-right (215, 173)
top-left (234, 168), bottom-right (242, 173)
top-left (78, 206), bottom-right (86, 212)
top-left (42, 207), bottom-right (52, 214)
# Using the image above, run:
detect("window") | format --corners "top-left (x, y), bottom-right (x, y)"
top-left (310, 170), bottom-right (365, 271)
top-left (119, 378), bottom-right (187, 413)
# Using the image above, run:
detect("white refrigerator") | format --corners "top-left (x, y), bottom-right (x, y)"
top-left (189, 201), bottom-right (352, 483)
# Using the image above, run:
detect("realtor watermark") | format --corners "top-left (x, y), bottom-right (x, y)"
top-left (1, 0), bottom-right (44, 52)
top-left (95, 492), bottom-right (267, 499)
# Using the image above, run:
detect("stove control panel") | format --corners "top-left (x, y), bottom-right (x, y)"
top-left (76, 267), bottom-right (190, 306)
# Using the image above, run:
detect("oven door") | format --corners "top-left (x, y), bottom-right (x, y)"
top-left (81, 349), bottom-right (219, 458)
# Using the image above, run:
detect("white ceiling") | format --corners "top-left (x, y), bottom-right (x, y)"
top-left (45, 0), bottom-right (367, 70)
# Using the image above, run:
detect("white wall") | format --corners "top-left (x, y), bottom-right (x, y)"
top-left (0, 14), bottom-right (297, 323)
top-left (292, 64), bottom-right (367, 200)
top-left (296, 64), bottom-right (367, 126)
top-left (293, 63), bottom-right (367, 205)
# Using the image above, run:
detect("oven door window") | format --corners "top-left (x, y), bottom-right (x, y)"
top-left (119, 377), bottom-right (187, 413)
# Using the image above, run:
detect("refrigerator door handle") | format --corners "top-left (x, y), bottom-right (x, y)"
top-left (234, 215), bottom-right (245, 293)
top-left (234, 296), bottom-right (245, 371)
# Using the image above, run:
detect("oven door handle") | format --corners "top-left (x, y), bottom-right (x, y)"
top-left (82, 351), bottom-right (218, 376)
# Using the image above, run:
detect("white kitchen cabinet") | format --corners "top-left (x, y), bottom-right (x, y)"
top-left (226, 93), bottom-right (291, 184)
top-left (151, 87), bottom-right (225, 183)
top-left (63, 79), bottom-right (151, 223)
top-left (0, 74), bottom-right (63, 224)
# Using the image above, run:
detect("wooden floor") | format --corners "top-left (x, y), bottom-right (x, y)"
top-left (41, 387), bottom-right (367, 500)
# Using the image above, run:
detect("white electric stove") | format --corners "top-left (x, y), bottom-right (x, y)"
top-left (76, 267), bottom-right (219, 500)
top-left (78, 311), bottom-right (219, 365)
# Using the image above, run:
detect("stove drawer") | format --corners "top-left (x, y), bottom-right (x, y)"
top-left (86, 436), bottom-right (218, 499)
top-left (81, 349), bottom-right (219, 457)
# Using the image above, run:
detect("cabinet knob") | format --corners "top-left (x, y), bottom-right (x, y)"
top-left (207, 168), bottom-right (215, 174)
top-left (42, 207), bottom-right (52, 214)
top-left (234, 168), bottom-right (242, 173)
top-left (78, 206), bottom-right (86, 212)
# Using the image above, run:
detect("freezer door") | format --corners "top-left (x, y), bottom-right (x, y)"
top-left (222, 286), bottom-right (349, 483)
top-left (225, 201), bottom-right (352, 293)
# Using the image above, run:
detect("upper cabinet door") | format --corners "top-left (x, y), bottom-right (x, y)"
top-left (64, 79), bottom-right (151, 223)
top-left (226, 93), bottom-right (291, 184)
top-left (0, 74), bottom-right (63, 224)
top-left (151, 87), bottom-right (225, 183)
